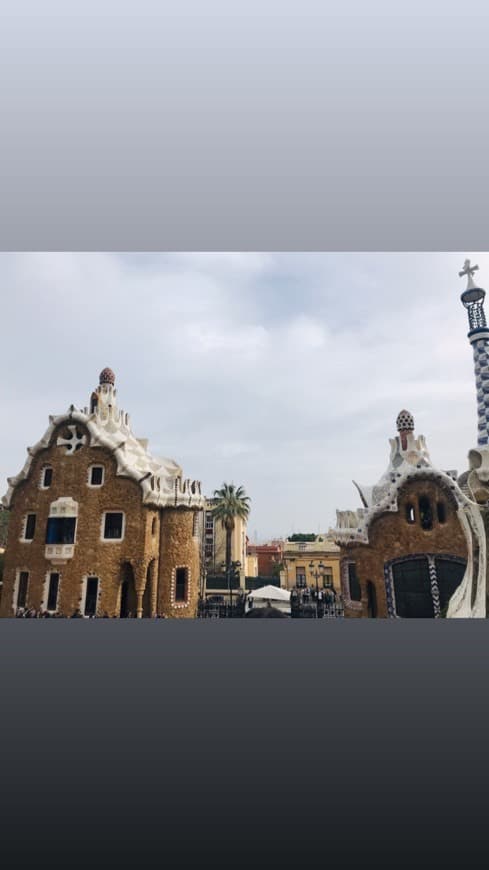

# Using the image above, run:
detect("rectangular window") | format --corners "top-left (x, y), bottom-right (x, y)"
top-left (103, 512), bottom-right (124, 540)
top-left (90, 466), bottom-right (104, 486)
top-left (47, 573), bottom-right (60, 611)
top-left (17, 572), bottom-right (29, 608)
top-left (42, 468), bottom-right (53, 488)
top-left (348, 563), bottom-right (362, 602)
top-left (296, 567), bottom-right (306, 587)
top-left (24, 514), bottom-right (36, 540)
top-left (46, 517), bottom-right (77, 545)
top-left (323, 569), bottom-right (333, 588)
top-left (175, 567), bottom-right (188, 602)
top-left (85, 577), bottom-right (99, 616)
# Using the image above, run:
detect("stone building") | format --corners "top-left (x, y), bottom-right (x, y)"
top-left (0, 368), bottom-right (205, 618)
top-left (331, 410), bottom-right (484, 618)
top-left (331, 259), bottom-right (489, 619)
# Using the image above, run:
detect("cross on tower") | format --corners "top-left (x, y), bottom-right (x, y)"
top-left (459, 259), bottom-right (479, 282)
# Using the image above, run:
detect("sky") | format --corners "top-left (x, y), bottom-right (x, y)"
top-left (0, 252), bottom-right (486, 541)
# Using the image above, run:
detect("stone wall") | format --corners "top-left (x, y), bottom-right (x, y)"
top-left (158, 508), bottom-right (202, 618)
top-left (1, 424), bottom-right (160, 617)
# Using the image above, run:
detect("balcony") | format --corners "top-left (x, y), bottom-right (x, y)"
top-left (45, 544), bottom-right (75, 562)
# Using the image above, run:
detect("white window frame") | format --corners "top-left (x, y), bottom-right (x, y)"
top-left (20, 512), bottom-right (37, 543)
top-left (40, 466), bottom-right (53, 489)
top-left (42, 570), bottom-right (62, 613)
top-left (100, 511), bottom-right (126, 543)
top-left (87, 465), bottom-right (105, 488)
top-left (13, 568), bottom-right (30, 613)
top-left (80, 574), bottom-right (102, 617)
top-left (171, 565), bottom-right (191, 608)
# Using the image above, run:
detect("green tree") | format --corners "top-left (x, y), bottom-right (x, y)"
top-left (212, 483), bottom-right (251, 577)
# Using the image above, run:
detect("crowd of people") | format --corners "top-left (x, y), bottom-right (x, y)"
top-left (15, 607), bottom-right (170, 618)
top-left (16, 607), bottom-right (68, 618)
top-left (290, 585), bottom-right (338, 605)
top-left (290, 585), bottom-right (343, 618)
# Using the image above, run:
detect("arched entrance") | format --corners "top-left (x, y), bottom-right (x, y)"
top-left (387, 555), bottom-right (466, 618)
top-left (120, 562), bottom-right (137, 618)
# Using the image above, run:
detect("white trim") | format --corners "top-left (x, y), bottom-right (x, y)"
top-left (341, 559), bottom-right (363, 612)
top-left (171, 565), bottom-right (191, 608)
top-left (87, 464), bottom-right (105, 488)
top-left (80, 574), bottom-right (102, 617)
top-left (45, 498), bottom-right (78, 562)
top-left (39, 465), bottom-right (53, 490)
top-left (100, 510), bottom-right (126, 542)
top-left (2, 404), bottom-right (204, 511)
top-left (42, 570), bottom-right (61, 613)
top-left (20, 512), bottom-right (36, 543)
top-left (13, 568), bottom-right (30, 613)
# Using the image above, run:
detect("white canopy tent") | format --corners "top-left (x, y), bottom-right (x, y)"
top-left (246, 585), bottom-right (291, 616)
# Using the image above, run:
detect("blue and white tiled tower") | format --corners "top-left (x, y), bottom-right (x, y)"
top-left (460, 259), bottom-right (489, 447)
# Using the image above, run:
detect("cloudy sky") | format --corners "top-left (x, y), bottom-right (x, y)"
top-left (0, 252), bottom-right (486, 540)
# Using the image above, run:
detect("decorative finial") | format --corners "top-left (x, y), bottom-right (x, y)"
top-left (99, 367), bottom-right (115, 386)
top-left (396, 410), bottom-right (415, 432)
top-left (459, 259), bottom-right (479, 290)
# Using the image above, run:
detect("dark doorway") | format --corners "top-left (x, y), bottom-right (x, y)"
top-left (85, 577), bottom-right (99, 617)
top-left (47, 573), bottom-right (60, 611)
top-left (120, 563), bottom-right (137, 618)
top-left (366, 581), bottom-right (377, 618)
top-left (392, 559), bottom-right (434, 618)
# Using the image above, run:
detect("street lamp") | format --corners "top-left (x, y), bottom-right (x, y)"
top-left (309, 561), bottom-right (326, 616)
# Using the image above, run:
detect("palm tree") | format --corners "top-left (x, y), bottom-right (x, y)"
top-left (212, 483), bottom-right (251, 586)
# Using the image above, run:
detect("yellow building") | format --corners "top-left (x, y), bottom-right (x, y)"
top-left (281, 536), bottom-right (341, 593)
top-left (245, 551), bottom-right (259, 578)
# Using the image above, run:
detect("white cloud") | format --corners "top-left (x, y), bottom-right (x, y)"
top-left (0, 251), bottom-right (485, 539)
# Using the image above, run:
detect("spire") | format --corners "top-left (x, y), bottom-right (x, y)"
top-left (396, 409), bottom-right (415, 451)
top-left (90, 368), bottom-right (118, 419)
top-left (459, 258), bottom-right (487, 335)
top-left (459, 258), bottom-right (479, 291)
top-left (459, 260), bottom-right (489, 446)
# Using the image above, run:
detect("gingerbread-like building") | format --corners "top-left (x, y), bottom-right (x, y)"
top-left (0, 369), bottom-right (205, 618)
top-left (332, 410), bottom-right (485, 618)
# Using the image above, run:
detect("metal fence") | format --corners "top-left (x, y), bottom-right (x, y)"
top-left (290, 593), bottom-right (344, 619)
top-left (197, 593), bottom-right (344, 619)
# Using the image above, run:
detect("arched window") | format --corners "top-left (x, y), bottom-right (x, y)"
top-left (151, 516), bottom-right (157, 536)
top-left (405, 503), bottom-right (415, 524)
top-left (40, 466), bottom-right (53, 489)
top-left (88, 465), bottom-right (104, 487)
top-left (436, 501), bottom-right (447, 524)
top-left (418, 496), bottom-right (433, 531)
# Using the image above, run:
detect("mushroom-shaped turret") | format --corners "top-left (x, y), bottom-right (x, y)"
top-left (396, 409), bottom-right (415, 432)
top-left (99, 367), bottom-right (115, 386)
